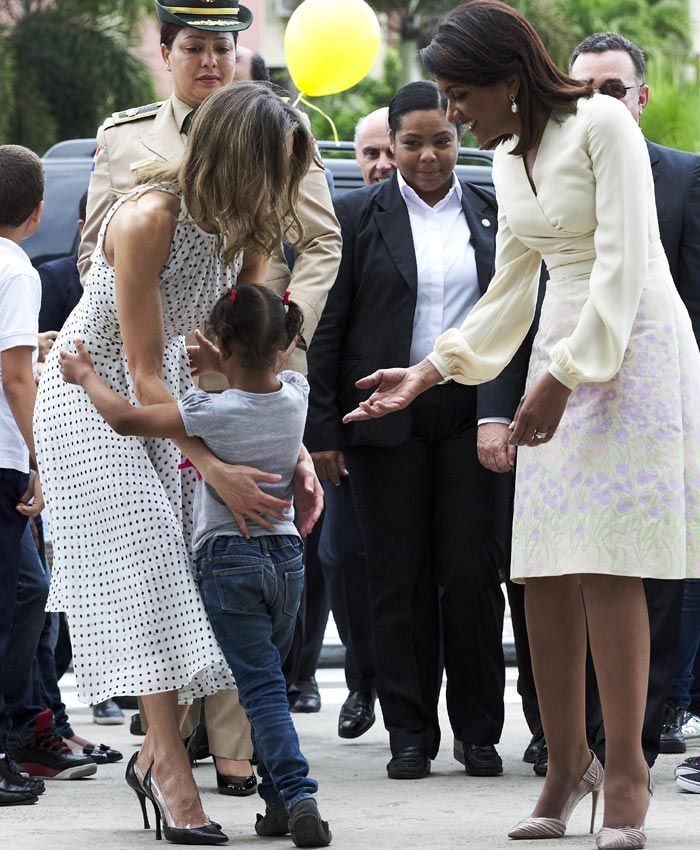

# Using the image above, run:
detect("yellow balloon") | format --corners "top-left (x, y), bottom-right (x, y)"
top-left (284, 0), bottom-right (381, 97)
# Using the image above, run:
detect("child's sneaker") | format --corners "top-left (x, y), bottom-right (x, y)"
top-left (289, 798), bottom-right (331, 848)
top-left (682, 710), bottom-right (700, 740)
top-left (676, 756), bottom-right (700, 793)
top-left (255, 801), bottom-right (289, 837)
top-left (676, 755), bottom-right (700, 778)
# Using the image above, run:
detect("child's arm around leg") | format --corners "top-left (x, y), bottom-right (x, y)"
top-left (60, 340), bottom-right (186, 440)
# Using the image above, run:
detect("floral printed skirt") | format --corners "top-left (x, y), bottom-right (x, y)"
top-left (511, 254), bottom-right (700, 582)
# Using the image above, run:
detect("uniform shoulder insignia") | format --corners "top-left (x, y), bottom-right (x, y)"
top-left (111, 101), bottom-right (165, 125)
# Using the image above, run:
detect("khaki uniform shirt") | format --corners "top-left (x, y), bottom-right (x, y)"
top-left (79, 94), bottom-right (341, 375)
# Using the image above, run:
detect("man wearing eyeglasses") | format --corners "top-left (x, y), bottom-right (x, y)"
top-left (566, 32), bottom-right (700, 769)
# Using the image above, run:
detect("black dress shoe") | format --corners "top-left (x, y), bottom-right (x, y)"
top-left (455, 742), bottom-right (503, 776)
top-left (533, 740), bottom-right (548, 776)
top-left (215, 767), bottom-right (257, 797)
top-left (0, 757), bottom-right (43, 799)
top-left (187, 720), bottom-right (211, 765)
top-left (130, 712), bottom-right (145, 737)
top-left (523, 730), bottom-right (545, 764)
top-left (660, 703), bottom-right (687, 754)
top-left (338, 690), bottom-right (376, 739)
top-left (386, 746), bottom-right (431, 780)
top-left (291, 677), bottom-right (321, 714)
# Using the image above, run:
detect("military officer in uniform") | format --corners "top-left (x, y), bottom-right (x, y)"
top-left (78, 0), bottom-right (342, 796)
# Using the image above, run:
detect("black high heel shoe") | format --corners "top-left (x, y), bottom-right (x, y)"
top-left (126, 752), bottom-right (150, 830)
top-left (143, 765), bottom-right (228, 845)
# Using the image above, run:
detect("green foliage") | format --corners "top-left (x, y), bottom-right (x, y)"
top-left (0, 2), bottom-right (154, 152)
top-left (552, 0), bottom-right (689, 59)
top-left (642, 61), bottom-right (700, 151)
top-left (0, 25), bottom-right (15, 145)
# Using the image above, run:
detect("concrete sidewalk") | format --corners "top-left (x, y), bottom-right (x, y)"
top-left (1, 668), bottom-right (697, 850)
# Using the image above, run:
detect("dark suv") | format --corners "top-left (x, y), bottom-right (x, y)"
top-left (23, 139), bottom-right (494, 266)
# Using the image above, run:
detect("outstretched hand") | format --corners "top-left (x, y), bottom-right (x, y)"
top-left (342, 361), bottom-right (443, 423)
top-left (187, 329), bottom-right (222, 377)
top-left (59, 340), bottom-right (95, 386)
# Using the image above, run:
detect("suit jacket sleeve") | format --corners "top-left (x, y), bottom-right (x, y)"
top-left (678, 157), bottom-right (700, 342)
top-left (78, 122), bottom-right (115, 283)
top-left (266, 161), bottom-right (342, 374)
top-left (305, 195), bottom-right (355, 453)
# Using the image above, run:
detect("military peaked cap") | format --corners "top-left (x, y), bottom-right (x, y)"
top-left (155, 0), bottom-right (253, 33)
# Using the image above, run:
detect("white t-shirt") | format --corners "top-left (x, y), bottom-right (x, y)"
top-left (0, 237), bottom-right (40, 473)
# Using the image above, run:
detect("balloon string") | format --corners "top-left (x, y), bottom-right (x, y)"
top-left (298, 96), bottom-right (340, 146)
top-left (291, 92), bottom-right (302, 108)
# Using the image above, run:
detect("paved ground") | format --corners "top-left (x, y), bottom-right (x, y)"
top-left (1, 667), bottom-right (697, 850)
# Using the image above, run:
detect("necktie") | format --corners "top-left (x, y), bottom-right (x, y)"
top-left (181, 111), bottom-right (195, 136)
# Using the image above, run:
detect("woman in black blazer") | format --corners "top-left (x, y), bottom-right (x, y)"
top-left (306, 82), bottom-right (525, 779)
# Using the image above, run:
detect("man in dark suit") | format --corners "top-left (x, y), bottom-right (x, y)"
top-left (306, 90), bottom-right (535, 777)
top-left (491, 32), bottom-right (700, 774)
top-left (36, 192), bottom-right (85, 334)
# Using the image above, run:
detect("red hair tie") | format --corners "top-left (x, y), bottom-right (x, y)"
top-left (283, 290), bottom-right (291, 305)
top-left (230, 288), bottom-right (238, 303)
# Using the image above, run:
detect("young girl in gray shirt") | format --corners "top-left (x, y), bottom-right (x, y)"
top-left (60, 284), bottom-right (332, 848)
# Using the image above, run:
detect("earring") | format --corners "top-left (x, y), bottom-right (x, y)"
top-left (509, 93), bottom-right (518, 114)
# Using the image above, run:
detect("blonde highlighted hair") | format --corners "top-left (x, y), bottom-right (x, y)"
top-left (136, 83), bottom-right (312, 266)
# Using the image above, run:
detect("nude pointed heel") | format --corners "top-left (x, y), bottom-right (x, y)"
top-left (595, 769), bottom-right (653, 849)
top-left (508, 751), bottom-right (604, 840)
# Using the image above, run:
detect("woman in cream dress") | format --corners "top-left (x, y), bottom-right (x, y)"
top-left (344, 3), bottom-right (700, 848)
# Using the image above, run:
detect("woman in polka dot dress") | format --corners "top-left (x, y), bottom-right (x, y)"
top-left (33, 83), bottom-right (321, 841)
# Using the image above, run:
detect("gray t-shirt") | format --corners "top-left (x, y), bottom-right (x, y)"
top-left (178, 371), bottom-right (309, 553)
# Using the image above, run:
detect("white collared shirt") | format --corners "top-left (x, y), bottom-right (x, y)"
top-left (398, 171), bottom-right (480, 366)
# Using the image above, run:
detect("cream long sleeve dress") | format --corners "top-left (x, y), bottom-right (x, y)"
top-left (427, 94), bottom-right (700, 582)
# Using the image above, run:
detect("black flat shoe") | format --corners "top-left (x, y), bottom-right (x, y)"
top-left (187, 720), bottom-right (210, 765)
top-left (523, 730), bottom-right (545, 764)
top-left (457, 742), bottom-right (503, 777)
top-left (144, 765), bottom-right (228, 844)
top-left (255, 802), bottom-right (289, 837)
top-left (130, 713), bottom-right (146, 737)
top-left (290, 677), bottom-right (321, 714)
top-left (289, 798), bottom-right (332, 848)
top-left (215, 768), bottom-right (257, 797)
top-left (386, 746), bottom-right (431, 780)
top-left (82, 742), bottom-right (123, 764)
top-left (338, 690), bottom-right (376, 740)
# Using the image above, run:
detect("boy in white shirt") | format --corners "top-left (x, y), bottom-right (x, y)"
top-left (0, 145), bottom-right (45, 805)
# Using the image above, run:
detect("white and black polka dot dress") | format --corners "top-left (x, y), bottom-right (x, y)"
top-left (34, 187), bottom-right (239, 705)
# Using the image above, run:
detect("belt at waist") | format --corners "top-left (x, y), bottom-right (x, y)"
top-left (545, 239), bottom-right (665, 282)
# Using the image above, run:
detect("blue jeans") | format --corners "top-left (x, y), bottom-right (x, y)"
top-left (196, 534), bottom-right (318, 810)
top-left (669, 579), bottom-right (700, 710)
top-left (1, 522), bottom-right (50, 749)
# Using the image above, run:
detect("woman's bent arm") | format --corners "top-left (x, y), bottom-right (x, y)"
top-left (107, 192), bottom-right (288, 534)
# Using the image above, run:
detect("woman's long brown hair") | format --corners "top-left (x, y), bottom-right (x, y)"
top-left (136, 82), bottom-right (311, 266)
top-left (421, 0), bottom-right (592, 156)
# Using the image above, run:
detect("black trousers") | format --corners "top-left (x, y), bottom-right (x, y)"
top-left (345, 383), bottom-right (510, 758)
top-left (319, 478), bottom-right (375, 693)
top-left (508, 574), bottom-right (684, 766)
top-left (283, 516), bottom-right (330, 689)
